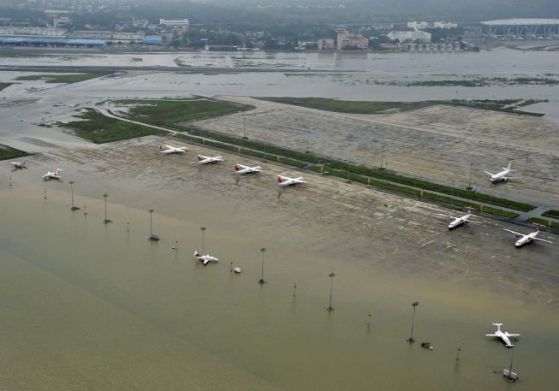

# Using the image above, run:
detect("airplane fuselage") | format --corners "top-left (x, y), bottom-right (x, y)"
top-left (490, 169), bottom-right (511, 183)
top-left (448, 214), bottom-right (471, 230)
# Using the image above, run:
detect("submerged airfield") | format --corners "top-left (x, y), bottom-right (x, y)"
top-left (1, 50), bottom-right (559, 390)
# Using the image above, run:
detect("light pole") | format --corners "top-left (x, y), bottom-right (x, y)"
top-left (242, 117), bottom-right (248, 139)
top-left (148, 209), bottom-right (159, 241)
top-left (103, 193), bottom-right (111, 223)
top-left (327, 272), bottom-right (336, 312)
top-left (305, 130), bottom-right (310, 153)
top-left (200, 226), bottom-right (206, 253)
top-left (407, 301), bottom-right (419, 343)
top-left (69, 181), bottom-right (80, 211)
top-left (259, 247), bottom-right (266, 284)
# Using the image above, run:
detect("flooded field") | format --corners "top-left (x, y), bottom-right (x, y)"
top-left (1, 138), bottom-right (559, 390)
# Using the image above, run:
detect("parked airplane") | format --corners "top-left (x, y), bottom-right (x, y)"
top-left (484, 161), bottom-right (515, 183)
top-left (160, 144), bottom-right (187, 154)
top-left (42, 168), bottom-right (62, 181)
top-left (448, 208), bottom-right (475, 230)
top-left (503, 227), bottom-right (553, 248)
top-left (277, 175), bottom-right (305, 187)
top-left (197, 154), bottom-right (224, 164)
top-left (485, 323), bottom-right (520, 348)
top-left (193, 251), bottom-right (219, 265)
top-left (234, 163), bottom-right (263, 174)
top-left (10, 161), bottom-right (27, 170)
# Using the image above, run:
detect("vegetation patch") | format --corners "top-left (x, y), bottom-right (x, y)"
top-left (59, 109), bottom-right (166, 143)
top-left (261, 97), bottom-right (426, 114)
top-left (542, 210), bottom-right (559, 219)
top-left (390, 77), bottom-right (559, 87)
top-left (527, 217), bottom-right (559, 230)
top-left (0, 144), bottom-right (27, 161)
top-left (16, 72), bottom-right (110, 84)
top-left (0, 82), bottom-right (12, 91)
top-left (116, 98), bottom-right (253, 125)
top-left (263, 97), bottom-right (547, 116)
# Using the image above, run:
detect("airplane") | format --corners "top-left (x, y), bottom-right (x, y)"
top-left (160, 144), bottom-right (187, 154)
top-left (448, 208), bottom-right (475, 230)
top-left (485, 323), bottom-right (520, 348)
top-left (193, 251), bottom-right (219, 265)
top-left (42, 168), bottom-right (62, 181)
top-left (503, 227), bottom-right (553, 248)
top-left (10, 161), bottom-right (27, 170)
top-left (197, 154), bottom-right (224, 164)
top-left (277, 175), bottom-right (305, 187)
top-left (234, 163), bottom-right (263, 175)
top-left (484, 161), bottom-right (515, 183)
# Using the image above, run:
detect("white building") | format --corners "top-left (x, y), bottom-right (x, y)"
top-left (159, 19), bottom-right (189, 28)
top-left (433, 21), bottom-right (458, 29)
top-left (387, 31), bottom-right (432, 43)
top-left (407, 21), bottom-right (429, 31)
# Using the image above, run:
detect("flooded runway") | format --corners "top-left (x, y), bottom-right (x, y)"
top-left (1, 138), bottom-right (558, 390)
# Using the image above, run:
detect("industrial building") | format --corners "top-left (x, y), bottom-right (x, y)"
top-left (481, 19), bottom-right (559, 37)
top-left (0, 36), bottom-right (106, 48)
top-left (159, 19), bottom-right (189, 29)
top-left (335, 27), bottom-right (368, 50)
top-left (386, 31), bottom-right (432, 43)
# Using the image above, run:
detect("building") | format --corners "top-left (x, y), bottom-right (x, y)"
top-left (481, 19), bottom-right (559, 37)
top-left (159, 18), bottom-right (189, 30)
top-left (335, 27), bottom-right (368, 50)
top-left (386, 31), bottom-right (432, 43)
top-left (433, 21), bottom-right (458, 29)
top-left (317, 38), bottom-right (335, 50)
top-left (143, 35), bottom-right (163, 45)
top-left (407, 21), bottom-right (429, 31)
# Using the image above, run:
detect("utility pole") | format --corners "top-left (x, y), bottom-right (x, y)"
top-left (242, 117), bottom-right (248, 139)
top-left (69, 181), bottom-right (80, 211)
top-left (103, 193), bottom-right (111, 223)
top-left (407, 301), bottom-right (419, 343)
top-left (327, 272), bottom-right (336, 312)
top-left (259, 247), bottom-right (266, 284)
top-left (148, 209), bottom-right (159, 241)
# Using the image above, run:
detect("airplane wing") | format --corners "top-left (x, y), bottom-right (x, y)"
top-left (484, 171), bottom-right (494, 177)
top-left (203, 259), bottom-right (210, 265)
top-left (533, 237), bottom-right (553, 244)
top-left (485, 333), bottom-right (498, 337)
top-left (504, 229), bottom-right (523, 236)
top-left (508, 333), bottom-right (520, 337)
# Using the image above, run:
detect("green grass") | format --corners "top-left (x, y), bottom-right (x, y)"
top-left (0, 145), bottom-right (27, 161)
top-left (16, 72), bottom-right (110, 84)
top-left (0, 82), bottom-right (12, 91)
top-left (527, 217), bottom-right (559, 229)
top-left (263, 97), bottom-right (546, 116)
top-left (59, 109), bottom-right (167, 144)
top-left (261, 97), bottom-right (425, 114)
top-left (117, 98), bottom-right (252, 125)
top-left (542, 210), bottom-right (559, 219)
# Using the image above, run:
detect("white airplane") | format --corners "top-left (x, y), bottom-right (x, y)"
top-left (277, 175), bottom-right (305, 187)
top-left (448, 208), bottom-right (475, 230)
top-left (484, 161), bottom-right (515, 183)
top-left (234, 163), bottom-right (263, 175)
top-left (485, 323), bottom-right (520, 348)
top-left (42, 168), bottom-right (62, 181)
top-left (504, 227), bottom-right (553, 248)
top-left (193, 251), bottom-right (219, 265)
top-left (10, 161), bottom-right (27, 170)
top-left (197, 154), bottom-right (224, 164)
top-left (160, 144), bottom-right (187, 154)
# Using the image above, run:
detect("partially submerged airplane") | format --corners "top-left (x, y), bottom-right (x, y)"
top-left (10, 161), bottom-right (27, 170)
top-left (42, 168), bottom-right (62, 181)
top-left (234, 163), bottom-right (263, 175)
top-left (193, 251), bottom-right (219, 265)
top-left (448, 208), bottom-right (475, 230)
top-left (160, 144), bottom-right (187, 154)
top-left (485, 323), bottom-right (520, 348)
top-left (197, 154), bottom-right (224, 164)
top-left (504, 227), bottom-right (553, 248)
top-left (277, 175), bottom-right (305, 187)
top-left (484, 161), bottom-right (515, 183)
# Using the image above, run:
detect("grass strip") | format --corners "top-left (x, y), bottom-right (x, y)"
top-left (542, 210), bottom-right (559, 219)
top-left (16, 72), bottom-right (110, 84)
top-left (527, 217), bottom-right (559, 230)
top-left (0, 144), bottom-right (27, 161)
top-left (0, 82), bottom-right (12, 91)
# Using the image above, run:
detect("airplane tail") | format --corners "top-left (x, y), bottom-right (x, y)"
top-left (159, 145), bottom-right (164, 150)
top-left (277, 176), bottom-right (284, 183)
top-left (234, 164), bottom-right (240, 171)
top-left (492, 323), bottom-right (503, 329)
top-left (193, 250), bottom-right (201, 257)
top-left (197, 155), bottom-right (203, 161)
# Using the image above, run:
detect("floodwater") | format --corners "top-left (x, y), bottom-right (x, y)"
top-left (1, 169), bottom-right (558, 390)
